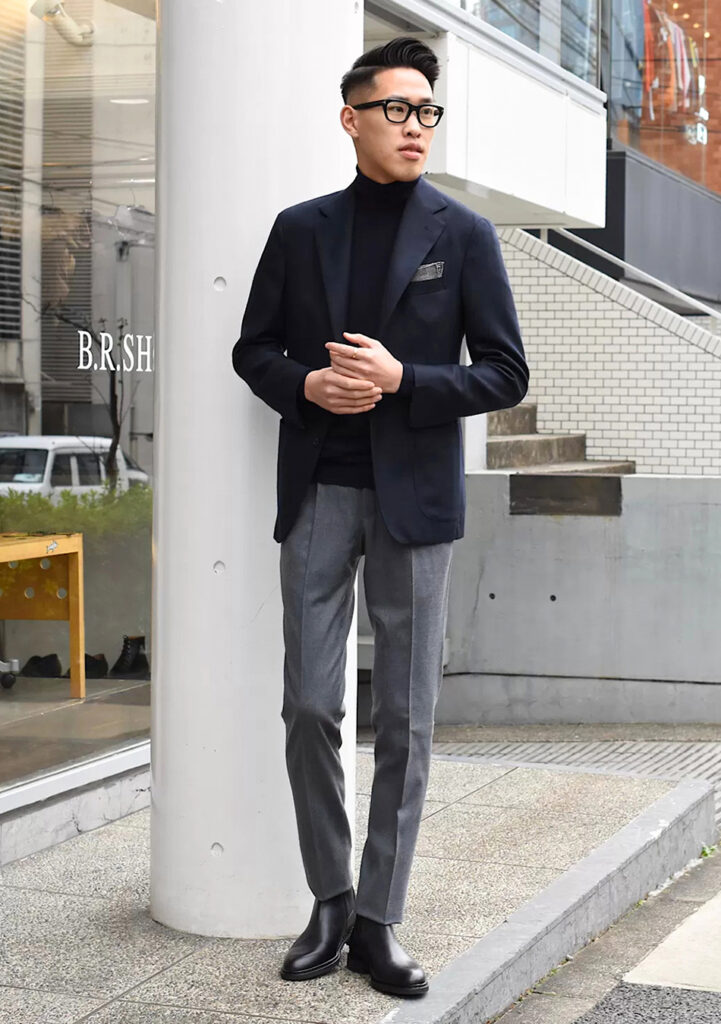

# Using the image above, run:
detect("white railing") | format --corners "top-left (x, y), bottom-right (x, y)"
top-left (549, 226), bottom-right (721, 326)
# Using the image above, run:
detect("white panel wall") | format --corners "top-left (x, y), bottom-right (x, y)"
top-left (565, 99), bottom-right (607, 224)
top-left (425, 32), bottom-right (607, 228)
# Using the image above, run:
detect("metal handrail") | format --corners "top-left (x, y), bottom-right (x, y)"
top-left (548, 227), bottom-right (721, 325)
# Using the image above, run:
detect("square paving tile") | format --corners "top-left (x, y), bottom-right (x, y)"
top-left (1, 822), bottom-right (149, 900)
top-left (0, 887), bottom-right (206, 999)
top-left (415, 803), bottom-right (629, 869)
top-left (402, 855), bottom-right (560, 936)
top-left (461, 766), bottom-right (674, 817)
top-left (491, 993), bottom-right (597, 1023)
top-left (0, 987), bottom-right (104, 1024)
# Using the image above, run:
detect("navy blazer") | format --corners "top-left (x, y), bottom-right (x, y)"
top-left (232, 173), bottom-right (529, 545)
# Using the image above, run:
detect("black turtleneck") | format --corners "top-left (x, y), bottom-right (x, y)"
top-left (298, 164), bottom-right (418, 490)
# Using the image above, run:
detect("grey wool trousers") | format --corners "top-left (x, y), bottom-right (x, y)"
top-left (279, 481), bottom-right (453, 925)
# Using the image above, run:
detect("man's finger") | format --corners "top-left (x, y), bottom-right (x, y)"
top-left (326, 341), bottom-right (365, 356)
top-left (331, 366), bottom-right (368, 383)
top-left (328, 364), bottom-right (371, 385)
top-left (342, 332), bottom-right (376, 346)
top-left (329, 354), bottom-right (375, 375)
top-left (333, 374), bottom-right (378, 391)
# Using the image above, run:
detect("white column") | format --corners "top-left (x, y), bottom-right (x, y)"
top-left (151, 0), bottom-right (363, 938)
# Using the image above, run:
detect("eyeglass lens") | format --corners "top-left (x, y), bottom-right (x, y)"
top-left (385, 101), bottom-right (441, 127)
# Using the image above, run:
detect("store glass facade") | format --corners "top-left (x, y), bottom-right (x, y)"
top-left (608, 0), bottom-right (719, 193)
top-left (0, 0), bottom-right (154, 793)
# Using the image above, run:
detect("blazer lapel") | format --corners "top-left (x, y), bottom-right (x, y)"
top-left (315, 184), bottom-right (354, 345)
top-left (315, 175), bottom-right (448, 345)
top-left (378, 177), bottom-right (448, 333)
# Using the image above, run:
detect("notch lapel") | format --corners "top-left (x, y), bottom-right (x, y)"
top-left (315, 175), bottom-right (448, 345)
top-left (378, 177), bottom-right (448, 333)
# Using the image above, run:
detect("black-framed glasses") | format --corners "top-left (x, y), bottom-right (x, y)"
top-left (350, 98), bottom-right (444, 128)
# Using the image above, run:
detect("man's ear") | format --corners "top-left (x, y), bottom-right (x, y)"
top-left (340, 104), bottom-right (359, 139)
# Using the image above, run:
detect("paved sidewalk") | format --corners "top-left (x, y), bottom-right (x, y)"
top-left (493, 844), bottom-right (721, 1024)
top-left (0, 747), bottom-right (710, 1024)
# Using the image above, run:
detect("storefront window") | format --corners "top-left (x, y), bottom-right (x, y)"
top-left (609, 0), bottom-right (717, 192)
top-left (0, 0), bottom-right (155, 793)
top-left (470, 0), bottom-right (541, 53)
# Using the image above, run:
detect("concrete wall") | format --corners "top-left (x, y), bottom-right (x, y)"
top-left (434, 471), bottom-right (721, 724)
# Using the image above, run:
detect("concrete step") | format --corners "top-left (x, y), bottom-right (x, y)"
top-left (511, 459), bottom-right (637, 474)
top-left (487, 432), bottom-right (586, 468)
top-left (488, 403), bottom-right (537, 436)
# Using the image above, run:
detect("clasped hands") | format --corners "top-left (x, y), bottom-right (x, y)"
top-left (303, 332), bottom-right (403, 415)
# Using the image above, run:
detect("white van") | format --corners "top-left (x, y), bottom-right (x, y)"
top-left (0, 436), bottom-right (149, 502)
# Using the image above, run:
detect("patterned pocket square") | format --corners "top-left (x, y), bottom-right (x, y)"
top-left (411, 260), bottom-right (445, 282)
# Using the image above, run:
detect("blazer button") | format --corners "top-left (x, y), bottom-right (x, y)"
top-left (312, 436), bottom-right (320, 446)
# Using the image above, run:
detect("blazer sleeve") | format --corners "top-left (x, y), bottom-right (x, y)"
top-left (405, 216), bottom-right (529, 429)
top-left (396, 362), bottom-right (415, 397)
top-left (231, 212), bottom-right (312, 431)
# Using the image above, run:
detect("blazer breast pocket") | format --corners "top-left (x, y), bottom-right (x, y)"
top-left (407, 276), bottom-right (447, 296)
top-left (406, 260), bottom-right (448, 296)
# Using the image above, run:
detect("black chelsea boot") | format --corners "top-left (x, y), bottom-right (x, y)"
top-left (346, 913), bottom-right (429, 996)
top-left (280, 886), bottom-right (356, 981)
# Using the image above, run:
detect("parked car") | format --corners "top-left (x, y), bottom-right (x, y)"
top-left (121, 447), bottom-right (153, 489)
top-left (0, 436), bottom-right (149, 502)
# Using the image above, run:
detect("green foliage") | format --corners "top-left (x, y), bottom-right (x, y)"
top-left (0, 482), bottom-right (152, 538)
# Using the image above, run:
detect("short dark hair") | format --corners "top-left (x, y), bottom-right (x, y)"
top-left (340, 36), bottom-right (440, 104)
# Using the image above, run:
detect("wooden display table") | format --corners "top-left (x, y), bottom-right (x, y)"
top-left (0, 532), bottom-right (85, 698)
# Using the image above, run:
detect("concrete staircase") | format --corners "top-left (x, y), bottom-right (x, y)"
top-left (487, 403), bottom-right (636, 474)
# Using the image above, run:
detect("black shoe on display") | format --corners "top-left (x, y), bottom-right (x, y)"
top-left (280, 886), bottom-right (356, 981)
top-left (346, 913), bottom-right (429, 997)
top-left (62, 653), bottom-right (109, 679)
top-left (19, 653), bottom-right (62, 677)
top-left (108, 634), bottom-right (150, 679)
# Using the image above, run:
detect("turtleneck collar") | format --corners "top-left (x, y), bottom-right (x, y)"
top-left (351, 163), bottom-right (421, 204)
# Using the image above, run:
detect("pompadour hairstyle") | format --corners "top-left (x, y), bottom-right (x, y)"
top-left (340, 36), bottom-right (440, 104)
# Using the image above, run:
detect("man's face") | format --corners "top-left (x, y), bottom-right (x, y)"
top-left (341, 66), bottom-right (437, 184)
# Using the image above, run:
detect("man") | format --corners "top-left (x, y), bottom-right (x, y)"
top-left (232, 36), bottom-right (528, 998)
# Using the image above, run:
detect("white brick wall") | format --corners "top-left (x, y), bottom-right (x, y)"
top-left (498, 228), bottom-right (721, 474)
